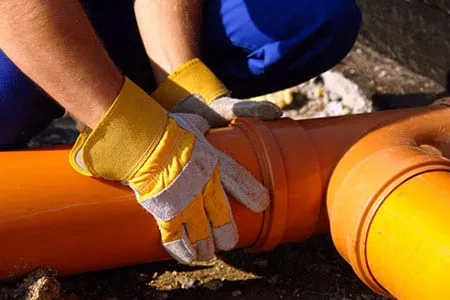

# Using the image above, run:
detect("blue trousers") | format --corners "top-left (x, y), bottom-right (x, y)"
top-left (0, 0), bottom-right (361, 148)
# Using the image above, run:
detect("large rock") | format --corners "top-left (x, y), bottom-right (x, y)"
top-left (356, 0), bottom-right (449, 86)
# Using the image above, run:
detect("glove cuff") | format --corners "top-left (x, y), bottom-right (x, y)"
top-left (151, 58), bottom-right (230, 110)
top-left (69, 77), bottom-right (168, 180)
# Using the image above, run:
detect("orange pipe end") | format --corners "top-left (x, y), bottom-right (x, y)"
top-left (368, 171), bottom-right (450, 299)
top-left (327, 105), bottom-right (450, 298)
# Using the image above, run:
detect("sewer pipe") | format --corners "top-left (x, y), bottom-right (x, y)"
top-left (0, 104), bottom-right (447, 290)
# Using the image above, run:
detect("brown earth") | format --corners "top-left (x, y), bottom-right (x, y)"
top-left (0, 236), bottom-right (386, 300)
top-left (0, 42), bottom-right (447, 300)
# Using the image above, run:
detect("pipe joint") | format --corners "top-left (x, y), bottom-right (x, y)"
top-left (327, 106), bottom-right (450, 297)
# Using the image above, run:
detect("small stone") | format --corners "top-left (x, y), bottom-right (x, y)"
top-left (177, 277), bottom-right (197, 289)
top-left (376, 86), bottom-right (385, 92)
top-left (342, 106), bottom-right (353, 115)
top-left (25, 270), bottom-right (61, 300)
top-left (378, 70), bottom-right (387, 78)
top-left (171, 271), bottom-right (177, 276)
top-left (232, 290), bottom-right (242, 297)
top-left (152, 272), bottom-right (158, 279)
top-left (204, 279), bottom-right (223, 291)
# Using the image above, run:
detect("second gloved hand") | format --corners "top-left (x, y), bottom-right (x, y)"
top-left (151, 58), bottom-right (283, 127)
top-left (69, 77), bottom-right (270, 264)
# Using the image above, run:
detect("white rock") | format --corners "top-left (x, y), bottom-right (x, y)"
top-left (321, 70), bottom-right (372, 114)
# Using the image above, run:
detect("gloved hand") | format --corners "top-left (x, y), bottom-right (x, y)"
top-left (151, 58), bottom-right (283, 127)
top-left (69, 77), bottom-right (270, 264)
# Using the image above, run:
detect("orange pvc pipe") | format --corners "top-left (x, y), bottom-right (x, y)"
top-left (327, 105), bottom-right (450, 298)
top-left (0, 105), bottom-right (445, 281)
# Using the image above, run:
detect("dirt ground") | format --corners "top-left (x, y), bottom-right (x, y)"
top-left (0, 42), bottom-right (447, 300)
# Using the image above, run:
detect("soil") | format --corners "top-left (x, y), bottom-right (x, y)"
top-left (1, 42), bottom-right (447, 300)
top-left (0, 236), bottom-right (385, 300)
top-left (333, 41), bottom-right (446, 109)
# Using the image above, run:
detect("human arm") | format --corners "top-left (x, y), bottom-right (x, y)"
top-left (134, 0), bottom-right (204, 84)
top-left (134, 0), bottom-right (283, 127)
top-left (0, 0), bottom-right (122, 129)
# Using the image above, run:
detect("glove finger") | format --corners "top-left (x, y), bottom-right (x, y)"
top-left (157, 216), bottom-right (197, 264)
top-left (233, 100), bottom-right (283, 120)
top-left (192, 228), bottom-right (216, 261)
top-left (173, 96), bottom-right (229, 128)
top-left (217, 151), bottom-right (270, 213)
top-left (209, 97), bottom-right (283, 121)
top-left (182, 194), bottom-right (216, 261)
top-left (169, 113), bottom-right (270, 212)
top-left (203, 164), bottom-right (238, 251)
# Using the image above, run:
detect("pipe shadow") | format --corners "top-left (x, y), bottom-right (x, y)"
top-left (371, 70), bottom-right (450, 111)
top-left (371, 91), bottom-right (449, 111)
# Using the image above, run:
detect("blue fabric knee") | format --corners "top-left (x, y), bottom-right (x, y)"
top-left (201, 0), bottom-right (362, 97)
top-left (0, 51), bottom-right (64, 149)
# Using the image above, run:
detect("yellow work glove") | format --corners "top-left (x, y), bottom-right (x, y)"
top-left (151, 58), bottom-right (282, 127)
top-left (69, 77), bottom-right (270, 264)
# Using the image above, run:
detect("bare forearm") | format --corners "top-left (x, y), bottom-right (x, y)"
top-left (0, 0), bottom-right (123, 128)
top-left (134, 0), bottom-right (204, 84)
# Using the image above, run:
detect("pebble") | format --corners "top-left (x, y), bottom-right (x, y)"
top-left (232, 290), bottom-right (242, 297)
top-left (378, 70), bottom-right (387, 78)
top-left (204, 279), bottom-right (223, 291)
top-left (177, 277), bottom-right (197, 289)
